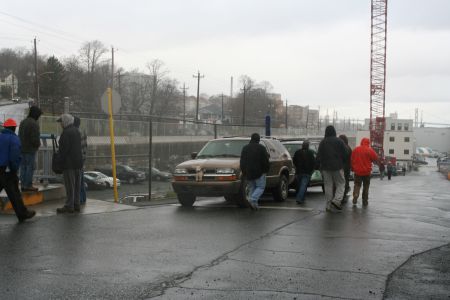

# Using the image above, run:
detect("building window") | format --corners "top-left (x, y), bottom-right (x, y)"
top-left (404, 149), bottom-right (409, 155)
top-left (397, 123), bottom-right (402, 130)
top-left (389, 136), bottom-right (395, 142)
top-left (389, 149), bottom-right (394, 154)
top-left (404, 123), bottom-right (409, 131)
top-left (391, 123), bottom-right (395, 130)
top-left (404, 137), bottom-right (410, 142)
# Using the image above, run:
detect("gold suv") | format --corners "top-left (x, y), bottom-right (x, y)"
top-left (171, 137), bottom-right (295, 207)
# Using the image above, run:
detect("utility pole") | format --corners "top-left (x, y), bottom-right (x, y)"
top-left (181, 83), bottom-right (189, 124)
top-left (221, 93), bottom-right (224, 121)
top-left (193, 71), bottom-right (204, 121)
top-left (111, 47), bottom-right (114, 89)
top-left (285, 99), bottom-right (288, 130)
top-left (230, 76), bottom-right (233, 99)
top-left (241, 85), bottom-right (248, 126)
top-left (34, 37), bottom-right (39, 107)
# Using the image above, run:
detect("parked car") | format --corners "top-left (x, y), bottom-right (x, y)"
top-left (95, 164), bottom-right (145, 184)
top-left (132, 166), bottom-right (173, 181)
top-left (171, 137), bottom-right (295, 207)
top-left (84, 171), bottom-right (121, 189)
top-left (280, 139), bottom-right (324, 192)
top-left (371, 164), bottom-right (380, 177)
top-left (12, 97), bottom-right (20, 103)
top-left (151, 167), bottom-right (172, 181)
top-left (83, 173), bottom-right (107, 190)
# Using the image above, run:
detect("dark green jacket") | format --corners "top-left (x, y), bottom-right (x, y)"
top-left (18, 117), bottom-right (41, 153)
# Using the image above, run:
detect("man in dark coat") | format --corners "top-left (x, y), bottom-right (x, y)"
top-left (317, 126), bottom-right (348, 211)
top-left (18, 105), bottom-right (42, 191)
top-left (56, 114), bottom-right (83, 214)
top-left (0, 118), bottom-right (35, 222)
top-left (293, 140), bottom-right (315, 204)
top-left (240, 133), bottom-right (270, 210)
top-left (339, 134), bottom-right (352, 202)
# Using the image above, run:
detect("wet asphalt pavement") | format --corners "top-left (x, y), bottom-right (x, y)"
top-left (0, 162), bottom-right (449, 299)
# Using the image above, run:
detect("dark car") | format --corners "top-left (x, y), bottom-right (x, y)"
top-left (96, 164), bottom-right (145, 184)
top-left (171, 136), bottom-right (295, 207)
top-left (83, 173), bottom-right (107, 190)
top-left (281, 139), bottom-right (324, 192)
top-left (132, 166), bottom-right (173, 181)
top-left (151, 167), bottom-right (172, 181)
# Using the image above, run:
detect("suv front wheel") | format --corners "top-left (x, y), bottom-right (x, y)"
top-left (177, 194), bottom-right (196, 206)
top-left (273, 174), bottom-right (288, 202)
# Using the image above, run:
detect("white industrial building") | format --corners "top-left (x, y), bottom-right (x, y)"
top-left (357, 114), bottom-right (415, 168)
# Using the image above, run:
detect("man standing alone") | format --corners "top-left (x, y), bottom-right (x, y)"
top-left (56, 114), bottom-right (82, 214)
top-left (0, 118), bottom-right (36, 222)
top-left (351, 138), bottom-right (378, 206)
top-left (19, 106), bottom-right (42, 191)
top-left (293, 140), bottom-right (315, 204)
top-left (317, 126), bottom-right (348, 211)
top-left (240, 133), bottom-right (270, 211)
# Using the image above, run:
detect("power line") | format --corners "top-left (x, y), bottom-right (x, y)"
top-left (0, 10), bottom-right (88, 42)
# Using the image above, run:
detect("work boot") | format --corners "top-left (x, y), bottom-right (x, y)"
top-left (362, 200), bottom-right (368, 206)
top-left (18, 210), bottom-right (36, 222)
top-left (352, 198), bottom-right (357, 206)
top-left (56, 206), bottom-right (74, 214)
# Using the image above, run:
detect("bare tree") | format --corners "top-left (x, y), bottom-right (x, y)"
top-left (146, 59), bottom-right (168, 115)
top-left (79, 40), bottom-right (107, 74)
top-left (78, 40), bottom-right (108, 111)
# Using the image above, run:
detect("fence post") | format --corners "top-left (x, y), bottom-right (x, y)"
top-left (214, 123), bottom-right (217, 139)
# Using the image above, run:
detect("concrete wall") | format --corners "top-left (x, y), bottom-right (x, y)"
top-left (414, 127), bottom-right (450, 153)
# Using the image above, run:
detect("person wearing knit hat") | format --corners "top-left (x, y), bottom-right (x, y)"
top-left (18, 105), bottom-right (42, 192)
top-left (0, 118), bottom-right (36, 222)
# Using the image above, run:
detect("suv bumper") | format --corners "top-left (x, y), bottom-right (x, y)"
top-left (172, 180), bottom-right (242, 196)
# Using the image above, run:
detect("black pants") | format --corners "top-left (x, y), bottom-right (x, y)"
top-left (343, 168), bottom-right (350, 197)
top-left (353, 175), bottom-right (371, 203)
top-left (0, 170), bottom-right (29, 220)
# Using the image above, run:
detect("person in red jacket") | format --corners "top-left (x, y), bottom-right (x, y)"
top-left (351, 138), bottom-right (378, 206)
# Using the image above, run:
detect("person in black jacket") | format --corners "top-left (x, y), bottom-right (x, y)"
top-left (293, 140), bottom-right (315, 204)
top-left (317, 126), bottom-right (348, 212)
top-left (240, 133), bottom-right (270, 210)
top-left (338, 134), bottom-right (352, 202)
top-left (18, 105), bottom-right (42, 192)
top-left (56, 114), bottom-right (83, 214)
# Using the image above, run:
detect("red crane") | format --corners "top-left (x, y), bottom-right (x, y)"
top-left (369, 0), bottom-right (388, 158)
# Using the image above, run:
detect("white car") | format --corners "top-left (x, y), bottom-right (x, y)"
top-left (84, 171), bottom-right (121, 189)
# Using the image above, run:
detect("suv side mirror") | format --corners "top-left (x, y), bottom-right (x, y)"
top-left (191, 152), bottom-right (198, 159)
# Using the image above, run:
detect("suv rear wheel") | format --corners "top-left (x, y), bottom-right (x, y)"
top-left (273, 174), bottom-right (288, 202)
top-left (177, 194), bottom-right (196, 206)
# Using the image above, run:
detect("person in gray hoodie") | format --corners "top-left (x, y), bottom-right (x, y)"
top-left (317, 125), bottom-right (349, 212)
top-left (56, 114), bottom-right (82, 214)
top-left (18, 106), bottom-right (42, 191)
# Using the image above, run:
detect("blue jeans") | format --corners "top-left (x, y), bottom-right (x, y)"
top-left (296, 174), bottom-right (311, 202)
top-left (20, 152), bottom-right (36, 188)
top-left (248, 174), bottom-right (266, 206)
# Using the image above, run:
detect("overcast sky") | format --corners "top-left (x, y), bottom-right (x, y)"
top-left (1, 0), bottom-right (450, 123)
